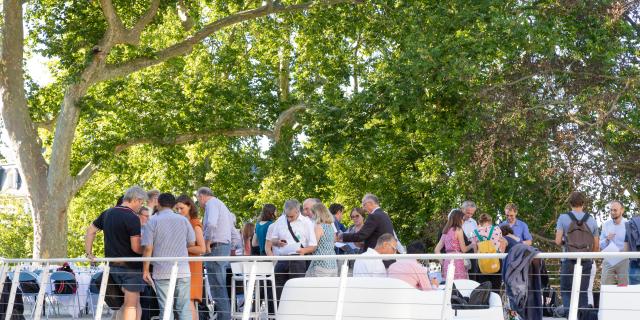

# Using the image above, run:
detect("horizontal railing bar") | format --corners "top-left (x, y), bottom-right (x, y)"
top-left (2, 251), bottom-right (640, 263)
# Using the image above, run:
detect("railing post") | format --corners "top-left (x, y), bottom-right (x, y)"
top-left (163, 261), bottom-right (179, 320)
top-left (334, 258), bottom-right (349, 320)
top-left (94, 263), bottom-right (110, 320)
top-left (5, 264), bottom-right (21, 320)
top-left (568, 258), bottom-right (583, 320)
top-left (0, 262), bottom-right (7, 300)
top-left (33, 263), bottom-right (50, 320)
top-left (242, 260), bottom-right (258, 320)
top-left (440, 260), bottom-right (455, 320)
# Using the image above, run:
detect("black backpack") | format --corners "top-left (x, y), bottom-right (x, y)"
top-left (565, 212), bottom-right (593, 252)
top-left (19, 280), bottom-right (39, 294)
top-left (53, 279), bottom-right (77, 294)
top-left (451, 281), bottom-right (492, 310)
top-left (542, 286), bottom-right (559, 317)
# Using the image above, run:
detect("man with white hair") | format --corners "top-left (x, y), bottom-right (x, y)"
top-left (196, 187), bottom-right (235, 320)
top-left (461, 200), bottom-right (478, 239)
top-left (340, 193), bottom-right (395, 250)
top-left (85, 186), bottom-right (147, 320)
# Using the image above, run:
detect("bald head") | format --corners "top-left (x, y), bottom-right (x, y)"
top-left (303, 198), bottom-right (322, 219)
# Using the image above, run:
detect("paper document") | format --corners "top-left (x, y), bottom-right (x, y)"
top-left (279, 242), bottom-right (302, 255)
top-left (602, 242), bottom-right (624, 266)
top-left (335, 242), bottom-right (357, 250)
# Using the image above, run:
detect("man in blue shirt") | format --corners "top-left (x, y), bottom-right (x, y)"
top-left (329, 203), bottom-right (347, 232)
top-left (500, 203), bottom-right (533, 246)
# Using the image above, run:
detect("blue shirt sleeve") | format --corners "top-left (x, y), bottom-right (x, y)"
top-left (521, 222), bottom-right (532, 241)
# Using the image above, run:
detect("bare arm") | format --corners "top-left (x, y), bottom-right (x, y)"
top-left (298, 225), bottom-right (322, 255)
top-left (593, 236), bottom-right (600, 252)
top-left (434, 236), bottom-right (444, 253)
top-left (130, 236), bottom-right (142, 254)
top-left (499, 238), bottom-right (507, 253)
top-left (522, 239), bottom-right (533, 246)
top-left (266, 239), bottom-right (274, 256)
top-left (555, 229), bottom-right (563, 246)
top-left (84, 224), bottom-right (100, 258)
top-left (457, 229), bottom-right (472, 252)
top-left (142, 245), bottom-right (153, 284)
top-left (188, 226), bottom-right (206, 255)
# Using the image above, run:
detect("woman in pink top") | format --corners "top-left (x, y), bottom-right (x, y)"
top-left (388, 241), bottom-right (438, 290)
top-left (434, 209), bottom-right (474, 279)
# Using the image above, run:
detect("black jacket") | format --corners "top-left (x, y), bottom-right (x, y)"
top-left (342, 208), bottom-right (395, 249)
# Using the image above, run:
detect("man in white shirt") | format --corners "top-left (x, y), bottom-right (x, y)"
top-left (196, 187), bottom-right (235, 320)
top-left (600, 200), bottom-right (628, 285)
top-left (353, 233), bottom-right (398, 277)
top-left (266, 199), bottom-right (317, 298)
top-left (461, 200), bottom-right (478, 238)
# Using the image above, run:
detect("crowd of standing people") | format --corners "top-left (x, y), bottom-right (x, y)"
top-left (83, 185), bottom-right (640, 320)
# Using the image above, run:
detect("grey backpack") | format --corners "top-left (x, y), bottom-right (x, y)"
top-left (565, 212), bottom-right (593, 252)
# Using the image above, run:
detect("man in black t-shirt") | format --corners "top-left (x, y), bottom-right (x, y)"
top-left (85, 185), bottom-right (147, 320)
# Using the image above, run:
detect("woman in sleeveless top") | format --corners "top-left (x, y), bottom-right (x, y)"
top-left (305, 203), bottom-right (338, 277)
top-left (176, 195), bottom-right (206, 320)
top-left (500, 224), bottom-right (522, 253)
top-left (252, 204), bottom-right (277, 255)
top-left (434, 209), bottom-right (474, 280)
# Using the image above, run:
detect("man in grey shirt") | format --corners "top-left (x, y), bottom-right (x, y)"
top-left (142, 193), bottom-right (195, 320)
top-left (554, 191), bottom-right (599, 317)
top-left (196, 187), bottom-right (235, 320)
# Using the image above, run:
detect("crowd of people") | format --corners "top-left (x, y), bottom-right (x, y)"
top-left (83, 186), bottom-right (640, 320)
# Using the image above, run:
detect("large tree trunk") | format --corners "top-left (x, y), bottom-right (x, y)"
top-left (30, 193), bottom-right (72, 258)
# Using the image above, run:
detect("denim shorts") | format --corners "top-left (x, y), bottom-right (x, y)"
top-left (110, 266), bottom-right (146, 293)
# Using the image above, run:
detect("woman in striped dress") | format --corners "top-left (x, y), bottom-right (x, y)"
top-left (306, 203), bottom-right (338, 277)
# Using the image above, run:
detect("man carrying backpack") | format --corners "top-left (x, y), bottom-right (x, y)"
top-left (624, 205), bottom-right (640, 285)
top-left (554, 191), bottom-right (599, 318)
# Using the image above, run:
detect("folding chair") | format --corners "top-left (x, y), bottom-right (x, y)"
top-left (48, 271), bottom-right (80, 318)
top-left (17, 270), bottom-right (41, 318)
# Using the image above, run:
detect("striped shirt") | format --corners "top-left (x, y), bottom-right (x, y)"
top-left (142, 208), bottom-right (195, 279)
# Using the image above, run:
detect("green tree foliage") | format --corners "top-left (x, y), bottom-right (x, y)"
top-left (0, 196), bottom-right (33, 258)
top-left (2, 0), bottom-right (638, 257)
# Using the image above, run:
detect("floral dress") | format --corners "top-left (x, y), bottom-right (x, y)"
top-left (442, 227), bottom-right (469, 280)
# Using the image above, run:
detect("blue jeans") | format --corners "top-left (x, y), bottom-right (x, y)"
top-left (205, 243), bottom-right (230, 320)
top-left (559, 259), bottom-right (592, 316)
top-left (154, 277), bottom-right (192, 320)
top-left (629, 260), bottom-right (640, 285)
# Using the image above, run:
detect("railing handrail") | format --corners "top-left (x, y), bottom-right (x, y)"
top-left (2, 251), bottom-right (640, 263)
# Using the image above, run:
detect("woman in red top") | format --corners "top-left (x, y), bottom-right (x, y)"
top-left (175, 195), bottom-right (206, 320)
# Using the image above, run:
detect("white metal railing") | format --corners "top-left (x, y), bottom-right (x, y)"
top-left (1, 251), bottom-right (640, 320)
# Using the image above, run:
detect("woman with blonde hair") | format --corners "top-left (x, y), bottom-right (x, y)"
top-left (306, 202), bottom-right (338, 276)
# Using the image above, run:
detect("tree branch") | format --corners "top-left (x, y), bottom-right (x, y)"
top-left (531, 232), bottom-right (556, 245)
top-left (71, 104), bottom-right (306, 190)
top-left (273, 103), bottom-right (306, 142)
top-left (122, 0), bottom-right (161, 45)
top-left (94, 0), bottom-right (363, 83)
top-left (98, 0), bottom-right (125, 32)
